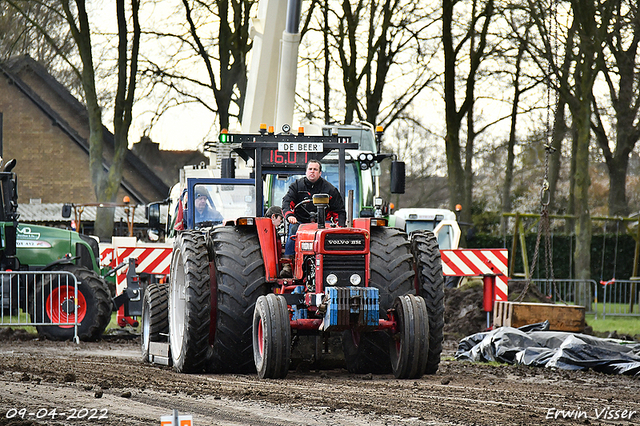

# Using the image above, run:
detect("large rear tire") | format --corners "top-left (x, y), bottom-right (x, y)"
top-left (33, 265), bottom-right (111, 341)
top-left (169, 231), bottom-right (211, 373)
top-left (411, 230), bottom-right (445, 374)
top-left (141, 281), bottom-right (169, 363)
top-left (253, 294), bottom-right (291, 379)
top-left (342, 227), bottom-right (415, 374)
top-left (390, 294), bottom-right (429, 379)
top-left (207, 226), bottom-right (269, 373)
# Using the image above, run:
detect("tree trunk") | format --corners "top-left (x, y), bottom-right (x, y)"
top-left (443, 0), bottom-right (465, 212)
top-left (608, 155), bottom-right (630, 217)
top-left (572, 87), bottom-right (592, 281)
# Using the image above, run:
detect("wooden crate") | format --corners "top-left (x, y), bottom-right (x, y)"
top-left (493, 301), bottom-right (585, 332)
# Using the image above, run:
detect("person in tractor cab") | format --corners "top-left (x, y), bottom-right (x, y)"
top-left (265, 206), bottom-right (284, 228)
top-left (194, 186), bottom-right (223, 225)
top-left (280, 160), bottom-right (345, 277)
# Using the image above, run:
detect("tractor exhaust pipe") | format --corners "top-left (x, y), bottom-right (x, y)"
top-left (347, 190), bottom-right (354, 228)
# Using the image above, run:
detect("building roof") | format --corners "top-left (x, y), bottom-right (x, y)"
top-left (18, 203), bottom-right (150, 224)
top-left (132, 136), bottom-right (207, 188)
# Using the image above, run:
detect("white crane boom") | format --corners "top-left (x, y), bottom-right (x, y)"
top-left (241, 0), bottom-right (302, 133)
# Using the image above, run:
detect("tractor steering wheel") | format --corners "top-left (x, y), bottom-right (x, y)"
top-left (292, 198), bottom-right (314, 222)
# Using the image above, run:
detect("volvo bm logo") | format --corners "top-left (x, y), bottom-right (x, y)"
top-left (327, 239), bottom-right (361, 245)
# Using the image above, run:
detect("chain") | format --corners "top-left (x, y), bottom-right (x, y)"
top-left (516, 0), bottom-right (561, 303)
top-left (515, 144), bottom-right (560, 303)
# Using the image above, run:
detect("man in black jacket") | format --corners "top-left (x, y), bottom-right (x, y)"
top-left (280, 160), bottom-right (345, 276)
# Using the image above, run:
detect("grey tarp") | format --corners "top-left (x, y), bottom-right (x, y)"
top-left (455, 321), bottom-right (640, 376)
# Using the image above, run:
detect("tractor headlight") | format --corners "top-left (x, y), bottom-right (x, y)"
top-left (350, 274), bottom-right (362, 285)
top-left (326, 274), bottom-right (338, 286)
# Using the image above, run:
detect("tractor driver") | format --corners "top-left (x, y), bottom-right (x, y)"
top-left (194, 186), bottom-right (224, 225)
top-left (280, 160), bottom-right (346, 276)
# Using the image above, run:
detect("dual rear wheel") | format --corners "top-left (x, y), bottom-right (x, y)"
top-left (165, 228), bottom-right (268, 373)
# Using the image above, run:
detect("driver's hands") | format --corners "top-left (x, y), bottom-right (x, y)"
top-left (287, 216), bottom-right (298, 224)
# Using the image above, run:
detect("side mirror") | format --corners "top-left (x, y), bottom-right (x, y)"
top-left (146, 202), bottom-right (161, 230)
top-left (390, 161), bottom-right (405, 194)
top-left (62, 204), bottom-right (72, 218)
top-left (221, 157), bottom-right (235, 179)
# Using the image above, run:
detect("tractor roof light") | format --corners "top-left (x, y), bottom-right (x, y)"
top-left (219, 129), bottom-right (229, 143)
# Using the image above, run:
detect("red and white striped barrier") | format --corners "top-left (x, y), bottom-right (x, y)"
top-left (100, 246), bottom-right (116, 269)
top-left (100, 238), bottom-right (172, 294)
top-left (441, 248), bottom-right (509, 305)
top-left (101, 238), bottom-right (173, 328)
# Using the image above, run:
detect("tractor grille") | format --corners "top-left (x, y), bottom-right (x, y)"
top-left (322, 254), bottom-right (366, 287)
top-left (323, 233), bottom-right (366, 251)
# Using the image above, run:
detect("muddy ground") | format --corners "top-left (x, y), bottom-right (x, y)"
top-left (1, 284), bottom-right (639, 426)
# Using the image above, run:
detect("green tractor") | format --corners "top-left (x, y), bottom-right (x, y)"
top-left (0, 159), bottom-right (111, 341)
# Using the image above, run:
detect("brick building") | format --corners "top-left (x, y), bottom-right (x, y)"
top-left (0, 56), bottom-right (170, 206)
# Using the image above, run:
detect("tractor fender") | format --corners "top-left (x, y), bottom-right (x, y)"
top-left (41, 256), bottom-right (80, 271)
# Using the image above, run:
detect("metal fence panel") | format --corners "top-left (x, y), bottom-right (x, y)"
top-left (599, 279), bottom-right (640, 318)
top-left (529, 279), bottom-right (599, 314)
top-left (0, 271), bottom-right (78, 342)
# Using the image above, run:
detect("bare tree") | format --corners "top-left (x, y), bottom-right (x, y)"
top-left (591, 0), bottom-right (640, 218)
top-left (500, 18), bottom-right (530, 234)
top-left (442, 0), bottom-right (495, 225)
top-left (139, 0), bottom-right (255, 132)
top-left (302, 0), bottom-right (438, 128)
top-left (61, 0), bottom-right (141, 239)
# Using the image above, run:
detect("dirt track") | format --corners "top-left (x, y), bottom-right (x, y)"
top-left (0, 331), bottom-right (639, 426)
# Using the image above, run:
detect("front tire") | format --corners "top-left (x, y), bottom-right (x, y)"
top-left (390, 295), bottom-right (429, 379)
top-left (169, 231), bottom-right (211, 373)
top-left (342, 227), bottom-right (415, 374)
top-left (141, 281), bottom-right (169, 363)
top-left (33, 265), bottom-right (111, 341)
top-left (253, 294), bottom-right (291, 379)
top-left (411, 230), bottom-right (445, 374)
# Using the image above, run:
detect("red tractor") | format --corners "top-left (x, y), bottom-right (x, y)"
top-left (143, 127), bottom-right (444, 379)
